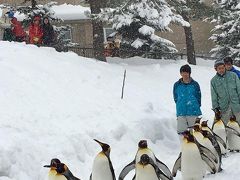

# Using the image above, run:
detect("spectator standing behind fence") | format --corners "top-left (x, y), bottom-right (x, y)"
top-left (11, 17), bottom-right (26, 42)
top-left (0, 8), bottom-right (10, 40)
top-left (29, 16), bottom-right (43, 45)
top-left (42, 17), bottom-right (54, 46)
top-left (173, 64), bottom-right (202, 134)
top-left (223, 57), bottom-right (240, 78)
top-left (0, 9), bottom-right (13, 41)
top-left (211, 60), bottom-right (240, 125)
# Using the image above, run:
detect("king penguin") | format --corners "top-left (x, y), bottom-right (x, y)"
top-left (201, 130), bottom-right (222, 173)
top-left (55, 163), bottom-right (81, 180)
top-left (119, 140), bottom-right (172, 180)
top-left (212, 109), bottom-right (227, 155)
top-left (172, 130), bottom-right (217, 180)
top-left (44, 158), bottom-right (67, 180)
top-left (201, 120), bottom-right (226, 154)
top-left (135, 154), bottom-right (170, 180)
top-left (227, 115), bottom-right (240, 152)
top-left (90, 139), bottom-right (116, 180)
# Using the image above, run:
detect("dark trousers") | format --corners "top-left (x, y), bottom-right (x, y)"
top-left (15, 36), bottom-right (25, 42)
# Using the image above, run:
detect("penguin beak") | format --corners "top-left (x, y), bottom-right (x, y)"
top-left (94, 139), bottom-right (110, 155)
top-left (188, 125), bottom-right (195, 129)
top-left (94, 139), bottom-right (105, 147)
top-left (43, 165), bottom-right (51, 168)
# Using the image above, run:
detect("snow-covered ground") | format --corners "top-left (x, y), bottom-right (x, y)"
top-left (0, 41), bottom-right (239, 180)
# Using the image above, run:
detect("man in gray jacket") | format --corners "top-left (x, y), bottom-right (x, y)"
top-left (211, 59), bottom-right (240, 124)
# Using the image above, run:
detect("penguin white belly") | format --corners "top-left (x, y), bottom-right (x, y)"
top-left (227, 123), bottom-right (240, 150)
top-left (48, 170), bottom-right (67, 180)
top-left (92, 154), bottom-right (113, 180)
top-left (135, 164), bottom-right (158, 180)
top-left (193, 132), bottom-right (204, 145)
top-left (48, 169), bottom-right (56, 180)
top-left (54, 174), bottom-right (68, 180)
top-left (181, 143), bottom-right (205, 180)
top-left (136, 149), bottom-right (156, 164)
top-left (213, 125), bottom-right (227, 154)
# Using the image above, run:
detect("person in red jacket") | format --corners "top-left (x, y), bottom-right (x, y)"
top-left (11, 17), bottom-right (26, 42)
top-left (28, 16), bottom-right (43, 45)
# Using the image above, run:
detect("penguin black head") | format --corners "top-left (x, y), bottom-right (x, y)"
top-left (56, 163), bottom-right (68, 174)
top-left (186, 133), bottom-right (195, 142)
top-left (44, 158), bottom-right (61, 168)
top-left (94, 139), bottom-right (110, 156)
top-left (181, 130), bottom-right (194, 142)
top-left (140, 154), bottom-right (150, 166)
top-left (201, 130), bottom-right (209, 138)
top-left (189, 123), bottom-right (201, 132)
top-left (230, 115), bottom-right (237, 122)
top-left (201, 120), bottom-right (208, 127)
top-left (195, 117), bottom-right (202, 124)
top-left (138, 140), bottom-right (148, 149)
top-left (213, 108), bottom-right (222, 120)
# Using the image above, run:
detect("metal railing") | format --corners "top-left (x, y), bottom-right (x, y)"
top-left (67, 46), bottom-right (216, 61)
top-left (67, 47), bottom-right (95, 58)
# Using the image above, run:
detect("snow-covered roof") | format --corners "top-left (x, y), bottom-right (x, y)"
top-left (52, 3), bottom-right (90, 20)
top-left (0, 3), bottom-right (90, 21)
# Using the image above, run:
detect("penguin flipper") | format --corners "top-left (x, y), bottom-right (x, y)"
top-left (226, 126), bottom-right (240, 137)
top-left (148, 158), bottom-right (171, 180)
top-left (197, 142), bottom-right (218, 163)
top-left (206, 132), bottom-right (222, 163)
top-left (214, 133), bottom-right (227, 149)
top-left (89, 174), bottom-right (92, 180)
top-left (172, 153), bottom-right (181, 177)
top-left (63, 169), bottom-right (81, 180)
top-left (201, 153), bottom-right (217, 174)
top-left (155, 157), bottom-right (173, 179)
top-left (131, 174), bottom-right (136, 180)
top-left (119, 160), bottom-right (135, 180)
top-left (107, 157), bottom-right (116, 180)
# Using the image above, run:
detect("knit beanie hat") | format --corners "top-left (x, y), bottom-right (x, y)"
top-left (214, 59), bottom-right (225, 68)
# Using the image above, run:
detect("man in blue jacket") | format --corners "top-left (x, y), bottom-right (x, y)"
top-left (224, 57), bottom-right (240, 78)
top-left (173, 64), bottom-right (202, 134)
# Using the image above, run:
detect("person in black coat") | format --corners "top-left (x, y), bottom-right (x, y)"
top-left (42, 17), bottom-right (55, 46)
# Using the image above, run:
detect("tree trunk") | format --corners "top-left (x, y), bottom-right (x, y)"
top-left (182, 12), bottom-right (196, 65)
top-left (89, 0), bottom-right (106, 62)
top-left (31, 0), bottom-right (36, 8)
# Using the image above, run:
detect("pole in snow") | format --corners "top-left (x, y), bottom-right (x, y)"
top-left (121, 69), bottom-right (127, 99)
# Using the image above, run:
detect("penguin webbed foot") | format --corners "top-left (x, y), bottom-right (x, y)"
top-left (222, 153), bottom-right (228, 158)
top-left (218, 167), bottom-right (223, 172)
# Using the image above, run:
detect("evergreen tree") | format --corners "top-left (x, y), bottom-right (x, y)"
top-left (210, 0), bottom-right (240, 61)
top-left (23, 0), bottom-right (37, 8)
top-left (100, 0), bottom-right (189, 59)
top-left (84, 0), bottom-right (107, 62)
top-left (168, 0), bottom-right (214, 65)
top-left (105, 0), bottom-right (128, 8)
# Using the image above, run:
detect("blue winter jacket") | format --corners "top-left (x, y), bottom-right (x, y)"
top-left (173, 78), bottom-right (202, 117)
top-left (230, 66), bottom-right (240, 78)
